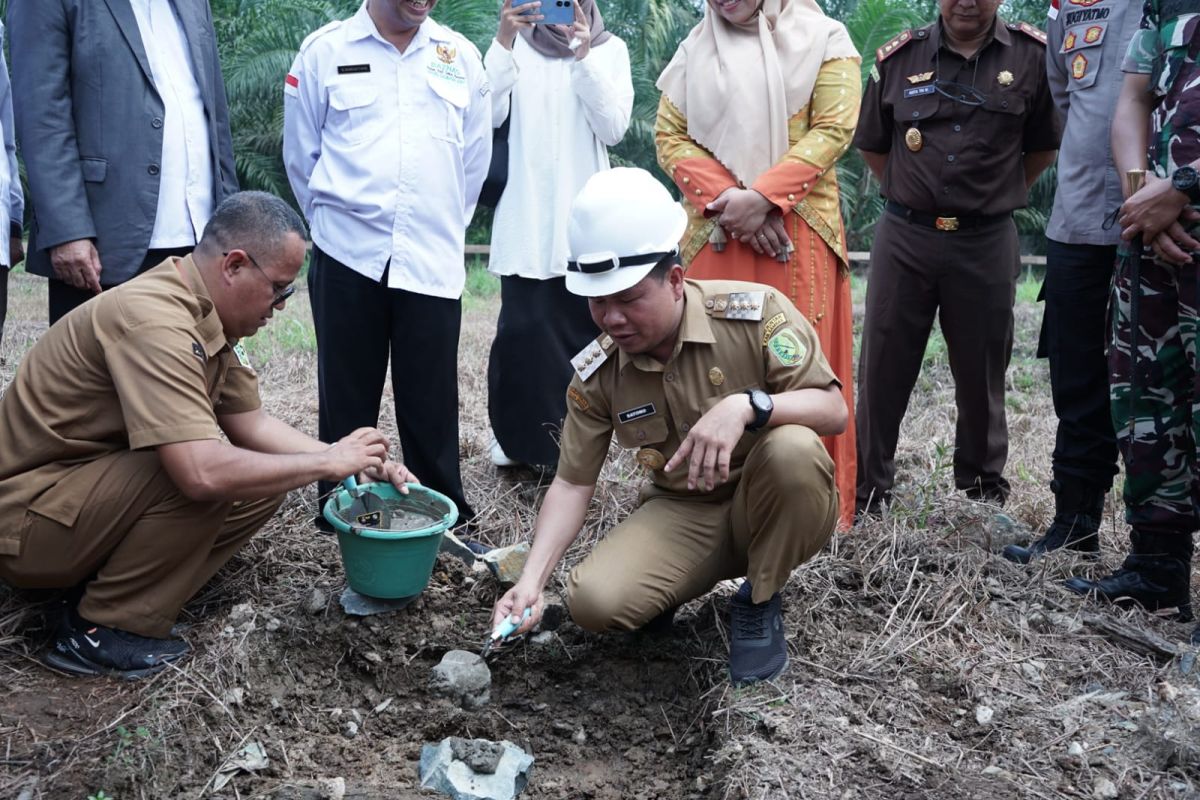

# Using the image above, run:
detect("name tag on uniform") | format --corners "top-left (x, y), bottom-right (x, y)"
top-left (338, 64), bottom-right (371, 75)
top-left (904, 85), bottom-right (935, 98)
top-left (618, 403), bottom-right (656, 424)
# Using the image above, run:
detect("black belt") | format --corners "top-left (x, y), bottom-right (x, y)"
top-left (885, 201), bottom-right (1010, 232)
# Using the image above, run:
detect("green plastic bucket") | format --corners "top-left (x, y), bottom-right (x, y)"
top-left (323, 482), bottom-right (459, 599)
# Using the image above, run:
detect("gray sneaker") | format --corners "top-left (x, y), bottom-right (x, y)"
top-left (728, 583), bottom-right (787, 686)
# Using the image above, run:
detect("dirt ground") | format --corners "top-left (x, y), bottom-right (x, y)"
top-left (2, 269), bottom-right (1200, 800)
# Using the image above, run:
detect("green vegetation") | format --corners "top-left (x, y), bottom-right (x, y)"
top-left (206, 0), bottom-right (1056, 253)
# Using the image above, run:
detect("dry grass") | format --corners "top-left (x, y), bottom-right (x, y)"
top-left (0, 268), bottom-right (1198, 798)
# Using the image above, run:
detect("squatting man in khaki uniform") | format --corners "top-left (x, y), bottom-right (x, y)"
top-left (491, 169), bottom-right (845, 685)
top-left (0, 192), bottom-right (417, 680)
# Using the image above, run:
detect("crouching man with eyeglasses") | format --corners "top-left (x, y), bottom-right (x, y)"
top-left (852, 0), bottom-right (1061, 517)
top-left (0, 191), bottom-right (417, 679)
top-left (491, 168), bottom-right (845, 686)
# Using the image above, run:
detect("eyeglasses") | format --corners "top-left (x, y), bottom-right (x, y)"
top-left (933, 79), bottom-right (987, 107)
top-left (224, 250), bottom-right (296, 307)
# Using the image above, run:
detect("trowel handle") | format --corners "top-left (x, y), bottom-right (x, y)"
top-left (343, 476), bottom-right (359, 494)
top-left (492, 607), bottom-right (533, 641)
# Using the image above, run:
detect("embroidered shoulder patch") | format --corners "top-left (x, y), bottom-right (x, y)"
top-left (761, 313), bottom-right (788, 345)
top-left (232, 343), bottom-right (252, 370)
top-left (767, 329), bottom-right (806, 367)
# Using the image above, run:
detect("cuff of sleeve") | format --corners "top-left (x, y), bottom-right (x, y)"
top-left (750, 162), bottom-right (824, 214)
top-left (128, 425), bottom-right (222, 451)
top-left (672, 157), bottom-right (739, 215)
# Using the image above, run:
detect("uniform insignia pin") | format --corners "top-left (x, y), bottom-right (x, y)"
top-left (997, 70), bottom-right (1014, 87)
top-left (905, 127), bottom-right (923, 152)
top-left (708, 367), bottom-right (725, 386)
top-left (636, 448), bottom-right (666, 471)
top-left (906, 71), bottom-right (933, 84)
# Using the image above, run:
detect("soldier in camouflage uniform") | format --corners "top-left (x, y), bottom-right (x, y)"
top-left (1065, 1), bottom-right (1200, 635)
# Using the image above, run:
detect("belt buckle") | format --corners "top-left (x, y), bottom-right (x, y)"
top-left (935, 216), bottom-right (959, 232)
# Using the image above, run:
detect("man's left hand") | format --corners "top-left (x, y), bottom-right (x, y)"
top-left (1120, 175), bottom-right (1191, 243)
top-left (664, 394), bottom-right (753, 491)
top-left (362, 460), bottom-right (420, 494)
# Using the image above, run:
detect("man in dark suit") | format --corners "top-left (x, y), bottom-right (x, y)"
top-left (8, 0), bottom-right (238, 324)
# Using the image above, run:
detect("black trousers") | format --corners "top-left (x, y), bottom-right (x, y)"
top-left (48, 246), bottom-right (193, 325)
top-left (487, 275), bottom-right (598, 467)
top-left (856, 211), bottom-right (1020, 508)
top-left (0, 266), bottom-right (7, 347)
top-left (1037, 238), bottom-right (1119, 489)
top-left (308, 246), bottom-right (474, 522)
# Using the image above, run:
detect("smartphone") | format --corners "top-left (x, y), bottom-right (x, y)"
top-left (515, 0), bottom-right (575, 26)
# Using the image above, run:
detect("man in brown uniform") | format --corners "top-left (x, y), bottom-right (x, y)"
top-left (491, 168), bottom-right (845, 686)
top-left (0, 191), bottom-right (416, 679)
top-left (853, 0), bottom-right (1061, 515)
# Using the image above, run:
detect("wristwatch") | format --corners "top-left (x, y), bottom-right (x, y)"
top-left (744, 389), bottom-right (774, 432)
top-left (1172, 166), bottom-right (1200, 204)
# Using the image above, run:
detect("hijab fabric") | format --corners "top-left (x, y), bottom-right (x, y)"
top-left (656, 0), bottom-right (859, 186)
top-left (519, 0), bottom-right (613, 58)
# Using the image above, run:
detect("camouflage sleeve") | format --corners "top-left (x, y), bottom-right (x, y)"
top-left (1122, 0), bottom-right (1157, 74)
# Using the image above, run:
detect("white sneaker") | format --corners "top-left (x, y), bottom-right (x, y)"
top-left (489, 436), bottom-right (518, 467)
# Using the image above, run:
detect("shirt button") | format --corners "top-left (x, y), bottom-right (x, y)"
top-left (787, 193), bottom-right (795, 202)
top-left (681, 423), bottom-right (691, 433)
top-left (942, 186), bottom-right (950, 194)
top-left (665, 373), bottom-right (675, 382)
top-left (148, 164), bottom-right (160, 175)
top-left (946, 155), bottom-right (955, 163)
top-left (637, 430), bottom-right (646, 441)
top-left (682, 176), bottom-right (690, 184)
top-left (911, 111), bottom-right (919, 118)
top-left (1001, 100), bottom-right (1009, 109)
top-left (694, 188), bottom-right (702, 195)
top-left (953, 124), bottom-right (961, 132)
top-left (152, 117), bottom-right (163, 129)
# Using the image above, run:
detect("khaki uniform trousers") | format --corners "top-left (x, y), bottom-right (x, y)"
top-left (0, 451), bottom-right (284, 638)
top-left (567, 426), bottom-right (838, 632)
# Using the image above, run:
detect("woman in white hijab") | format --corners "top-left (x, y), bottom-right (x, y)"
top-left (484, 0), bottom-right (634, 470)
top-left (655, 0), bottom-right (860, 527)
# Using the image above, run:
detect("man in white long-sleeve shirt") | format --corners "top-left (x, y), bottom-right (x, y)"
top-left (283, 0), bottom-right (491, 524)
top-left (0, 20), bottom-right (26, 345)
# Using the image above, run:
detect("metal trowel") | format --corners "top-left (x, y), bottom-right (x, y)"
top-left (342, 476), bottom-right (392, 529)
top-left (481, 607), bottom-right (532, 658)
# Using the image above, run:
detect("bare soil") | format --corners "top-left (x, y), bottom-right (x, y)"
top-left (2, 270), bottom-right (1200, 800)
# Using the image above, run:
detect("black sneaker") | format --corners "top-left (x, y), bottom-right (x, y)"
top-left (1003, 517), bottom-right (1100, 563)
top-left (728, 582), bottom-right (788, 686)
top-left (43, 610), bottom-right (190, 680)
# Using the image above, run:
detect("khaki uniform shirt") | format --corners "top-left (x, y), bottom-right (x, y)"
top-left (557, 280), bottom-right (838, 496)
top-left (0, 256), bottom-right (260, 555)
top-left (853, 17), bottom-right (1062, 216)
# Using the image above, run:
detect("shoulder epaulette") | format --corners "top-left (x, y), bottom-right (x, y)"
top-left (570, 334), bottom-right (615, 382)
top-left (705, 291), bottom-right (766, 322)
top-left (1012, 21), bottom-right (1048, 45)
top-left (876, 29), bottom-right (915, 64)
top-left (298, 19), bottom-right (344, 54)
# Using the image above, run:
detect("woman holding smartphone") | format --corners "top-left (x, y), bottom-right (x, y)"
top-left (484, 0), bottom-right (634, 470)
top-left (654, 0), bottom-right (860, 527)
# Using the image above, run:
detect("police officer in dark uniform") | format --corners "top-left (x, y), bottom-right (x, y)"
top-left (853, 0), bottom-right (1062, 516)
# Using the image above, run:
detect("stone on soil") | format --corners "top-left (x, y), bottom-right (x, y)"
top-left (481, 542), bottom-right (530, 586)
top-left (419, 737), bottom-right (533, 800)
top-left (307, 588), bottom-right (328, 615)
top-left (430, 650), bottom-right (492, 709)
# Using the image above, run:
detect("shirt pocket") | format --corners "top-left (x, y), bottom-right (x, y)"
top-left (612, 414), bottom-right (670, 451)
top-left (427, 72), bottom-right (468, 145)
top-left (895, 91), bottom-right (939, 144)
top-left (1061, 22), bottom-right (1107, 92)
top-left (978, 89), bottom-right (1027, 146)
top-left (326, 83), bottom-right (384, 145)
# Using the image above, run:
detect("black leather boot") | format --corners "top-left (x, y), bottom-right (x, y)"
top-left (1004, 479), bottom-right (1105, 564)
top-left (1064, 530), bottom-right (1194, 621)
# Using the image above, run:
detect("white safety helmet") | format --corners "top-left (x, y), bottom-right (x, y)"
top-left (565, 167), bottom-right (689, 298)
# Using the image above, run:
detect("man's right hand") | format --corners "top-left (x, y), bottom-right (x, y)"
top-left (491, 580), bottom-right (544, 636)
top-left (50, 239), bottom-right (103, 293)
top-left (323, 427), bottom-right (390, 481)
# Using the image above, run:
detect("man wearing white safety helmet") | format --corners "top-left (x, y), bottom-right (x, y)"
top-left (490, 167), bottom-right (846, 685)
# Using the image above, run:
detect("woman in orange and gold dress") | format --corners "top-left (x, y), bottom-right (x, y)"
top-left (655, 0), bottom-right (860, 527)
